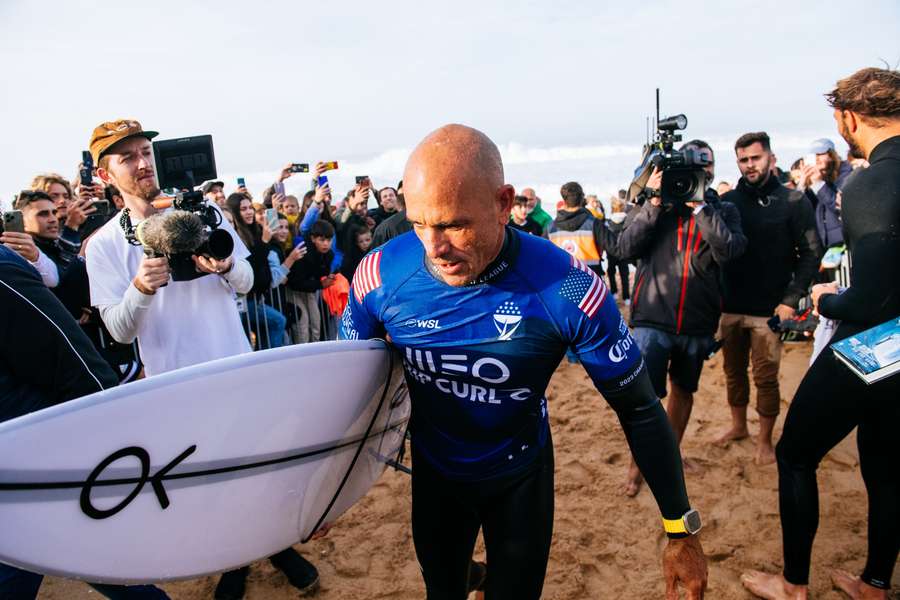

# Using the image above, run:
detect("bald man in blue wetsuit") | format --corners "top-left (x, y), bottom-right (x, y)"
top-left (340, 124), bottom-right (708, 600)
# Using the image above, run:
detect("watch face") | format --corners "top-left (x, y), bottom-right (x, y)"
top-left (685, 510), bottom-right (702, 534)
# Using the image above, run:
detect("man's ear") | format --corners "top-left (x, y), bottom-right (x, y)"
top-left (842, 110), bottom-right (859, 134)
top-left (496, 184), bottom-right (515, 222)
top-left (96, 166), bottom-right (113, 185)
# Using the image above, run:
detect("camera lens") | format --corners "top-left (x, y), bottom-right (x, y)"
top-left (666, 172), bottom-right (697, 200)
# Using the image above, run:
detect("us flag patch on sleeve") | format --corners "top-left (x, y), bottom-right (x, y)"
top-left (559, 255), bottom-right (607, 318)
top-left (352, 250), bottom-right (383, 302)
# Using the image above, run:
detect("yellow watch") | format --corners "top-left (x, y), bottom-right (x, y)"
top-left (663, 509), bottom-right (702, 535)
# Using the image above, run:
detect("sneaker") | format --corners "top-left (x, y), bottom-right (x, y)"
top-left (214, 566), bottom-right (250, 600)
top-left (269, 548), bottom-right (320, 596)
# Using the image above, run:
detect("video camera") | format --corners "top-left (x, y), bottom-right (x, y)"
top-left (123, 135), bottom-right (234, 282)
top-left (628, 90), bottom-right (711, 208)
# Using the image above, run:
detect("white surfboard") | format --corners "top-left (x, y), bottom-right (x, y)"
top-left (0, 340), bottom-right (410, 584)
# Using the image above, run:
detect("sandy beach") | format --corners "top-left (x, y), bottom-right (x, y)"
top-left (39, 341), bottom-right (895, 599)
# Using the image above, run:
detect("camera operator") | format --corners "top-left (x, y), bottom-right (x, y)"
top-left (717, 132), bottom-right (821, 465)
top-left (84, 119), bottom-right (254, 376)
top-left (598, 139), bottom-right (747, 497)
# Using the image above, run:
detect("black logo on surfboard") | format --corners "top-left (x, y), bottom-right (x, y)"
top-left (80, 445), bottom-right (197, 519)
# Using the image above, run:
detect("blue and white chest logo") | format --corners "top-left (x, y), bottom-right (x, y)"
top-left (493, 301), bottom-right (522, 341)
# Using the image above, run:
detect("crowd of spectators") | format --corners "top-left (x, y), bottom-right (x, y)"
top-left (1, 65), bottom-right (896, 599)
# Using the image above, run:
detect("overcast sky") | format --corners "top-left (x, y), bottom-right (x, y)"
top-left (1, 0), bottom-right (898, 208)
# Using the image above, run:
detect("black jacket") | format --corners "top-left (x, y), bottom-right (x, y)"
top-left (372, 210), bottom-right (413, 247)
top-left (551, 207), bottom-right (595, 231)
top-left (287, 247), bottom-right (334, 292)
top-left (721, 175), bottom-right (822, 317)
top-left (367, 206), bottom-right (396, 228)
top-left (819, 135), bottom-right (900, 338)
top-left (33, 235), bottom-right (91, 320)
top-left (509, 216), bottom-right (543, 236)
top-left (0, 246), bottom-right (118, 423)
top-left (598, 190), bottom-right (747, 335)
top-left (245, 237), bottom-right (273, 296)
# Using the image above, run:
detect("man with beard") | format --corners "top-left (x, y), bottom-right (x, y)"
top-left (717, 133), bottom-right (821, 465)
top-left (85, 120), bottom-right (322, 597)
top-left (85, 120), bottom-right (254, 376)
top-left (743, 66), bottom-right (900, 600)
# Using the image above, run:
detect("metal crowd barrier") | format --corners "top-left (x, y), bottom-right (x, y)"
top-left (239, 284), bottom-right (339, 350)
top-left (836, 250), bottom-right (852, 288)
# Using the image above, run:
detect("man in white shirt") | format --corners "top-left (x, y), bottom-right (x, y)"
top-left (85, 120), bottom-right (254, 376)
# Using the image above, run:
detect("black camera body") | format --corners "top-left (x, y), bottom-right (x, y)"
top-left (628, 92), bottom-right (711, 209)
top-left (124, 135), bottom-right (233, 282)
top-left (652, 148), bottom-right (710, 207)
top-left (162, 192), bottom-right (234, 282)
top-left (649, 114), bottom-right (710, 207)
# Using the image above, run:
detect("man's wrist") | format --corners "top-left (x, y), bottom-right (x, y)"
top-left (663, 509), bottom-right (702, 538)
top-left (219, 257), bottom-right (235, 275)
top-left (132, 277), bottom-right (156, 296)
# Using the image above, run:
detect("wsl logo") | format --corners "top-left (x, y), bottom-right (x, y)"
top-left (493, 301), bottom-right (523, 341)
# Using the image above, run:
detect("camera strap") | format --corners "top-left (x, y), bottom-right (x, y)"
top-left (119, 208), bottom-right (142, 247)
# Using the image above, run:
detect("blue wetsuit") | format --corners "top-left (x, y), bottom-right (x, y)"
top-left (340, 227), bottom-right (690, 599)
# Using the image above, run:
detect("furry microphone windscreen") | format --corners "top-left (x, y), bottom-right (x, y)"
top-left (136, 210), bottom-right (205, 255)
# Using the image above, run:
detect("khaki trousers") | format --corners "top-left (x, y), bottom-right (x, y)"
top-left (719, 313), bottom-right (782, 417)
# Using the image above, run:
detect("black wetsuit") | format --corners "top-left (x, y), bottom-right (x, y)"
top-left (340, 228), bottom-right (692, 599)
top-left (776, 135), bottom-right (900, 590)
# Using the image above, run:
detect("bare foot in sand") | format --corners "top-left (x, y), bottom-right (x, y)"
top-left (622, 463), bottom-right (643, 497)
top-left (755, 443), bottom-right (777, 466)
top-left (683, 457), bottom-right (702, 474)
top-left (831, 569), bottom-right (888, 599)
top-left (713, 426), bottom-right (749, 447)
top-left (741, 571), bottom-right (807, 599)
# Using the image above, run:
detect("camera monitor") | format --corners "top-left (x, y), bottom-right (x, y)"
top-left (153, 135), bottom-right (217, 191)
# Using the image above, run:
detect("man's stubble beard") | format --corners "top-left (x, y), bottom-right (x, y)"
top-left (838, 120), bottom-right (865, 159)
top-left (743, 155), bottom-right (772, 186)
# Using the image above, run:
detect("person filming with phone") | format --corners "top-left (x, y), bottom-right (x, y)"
top-left (10, 190), bottom-right (93, 324)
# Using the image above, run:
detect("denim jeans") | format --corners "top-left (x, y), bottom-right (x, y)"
top-left (246, 298), bottom-right (287, 349)
top-left (0, 562), bottom-right (169, 599)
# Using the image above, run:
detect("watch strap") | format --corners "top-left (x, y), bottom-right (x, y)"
top-left (662, 517), bottom-right (687, 535)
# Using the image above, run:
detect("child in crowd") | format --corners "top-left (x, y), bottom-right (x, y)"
top-left (340, 225), bottom-right (373, 282)
top-left (287, 220), bottom-right (336, 343)
top-left (280, 195), bottom-right (301, 253)
top-left (508, 195), bottom-right (543, 236)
